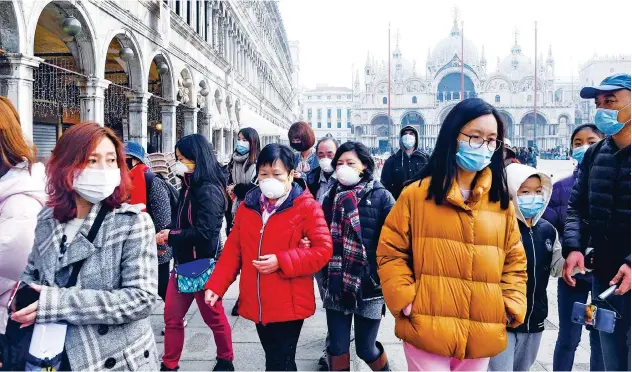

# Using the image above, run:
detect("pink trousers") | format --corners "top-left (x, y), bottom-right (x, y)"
top-left (403, 342), bottom-right (490, 371)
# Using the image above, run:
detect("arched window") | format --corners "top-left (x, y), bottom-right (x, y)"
top-left (382, 97), bottom-right (387, 104)
top-left (495, 95), bottom-right (500, 103)
top-left (412, 96), bottom-right (418, 104)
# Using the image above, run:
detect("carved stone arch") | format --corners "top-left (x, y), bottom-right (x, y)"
top-left (101, 28), bottom-right (145, 91)
top-left (146, 49), bottom-right (175, 100)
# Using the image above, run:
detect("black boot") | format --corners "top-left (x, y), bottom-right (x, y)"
top-left (160, 362), bottom-right (179, 371)
top-left (231, 300), bottom-right (239, 316)
top-left (213, 358), bottom-right (235, 371)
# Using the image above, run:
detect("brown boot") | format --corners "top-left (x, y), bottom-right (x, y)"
top-left (327, 351), bottom-right (350, 371)
top-left (367, 342), bottom-right (390, 371)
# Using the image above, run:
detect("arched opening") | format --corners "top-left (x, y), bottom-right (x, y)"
top-left (495, 95), bottom-right (500, 103)
top-left (147, 54), bottom-right (173, 152)
top-left (498, 111), bottom-right (514, 142)
top-left (520, 112), bottom-right (547, 148)
top-left (436, 73), bottom-right (475, 102)
top-left (382, 97), bottom-right (387, 105)
top-left (412, 96), bottom-right (417, 104)
top-left (31, 1), bottom-right (97, 161)
top-left (401, 111), bottom-right (425, 136)
top-left (371, 114), bottom-right (393, 153)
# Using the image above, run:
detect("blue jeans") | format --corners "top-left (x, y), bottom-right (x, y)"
top-left (553, 277), bottom-right (604, 371)
top-left (326, 309), bottom-right (381, 363)
top-left (593, 276), bottom-right (631, 371)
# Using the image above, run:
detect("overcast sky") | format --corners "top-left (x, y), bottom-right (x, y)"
top-left (277, 0), bottom-right (632, 89)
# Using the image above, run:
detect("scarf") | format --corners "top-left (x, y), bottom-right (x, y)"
top-left (326, 179), bottom-right (374, 311)
top-left (129, 163), bottom-right (149, 212)
top-left (230, 152), bottom-right (255, 185)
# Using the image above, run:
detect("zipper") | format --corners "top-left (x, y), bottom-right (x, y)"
top-left (177, 189), bottom-right (189, 229)
top-left (256, 221), bottom-right (267, 323)
top-left (526, 228), bottom-right (536, 332)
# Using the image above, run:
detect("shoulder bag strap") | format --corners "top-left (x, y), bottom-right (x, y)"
top-left (65, 205), bottom-right (110, 288)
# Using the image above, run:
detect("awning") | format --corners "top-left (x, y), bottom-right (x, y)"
top-left (239, 107), bottom-right (286, 137)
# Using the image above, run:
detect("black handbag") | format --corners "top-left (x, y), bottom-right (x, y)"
top-left (1, 206), bottom-right (109, 371)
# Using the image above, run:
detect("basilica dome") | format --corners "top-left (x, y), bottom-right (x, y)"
top-left (498, 37), bottom-right (534, 79)
top-left (429, 21), bottom-right (480, 68)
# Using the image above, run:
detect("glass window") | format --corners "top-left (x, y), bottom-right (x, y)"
top-left (327, 122), bottom-right (332, 128)
top-left (317, 122), bottom-right (322, 128)
top-left (337, 95), bottom-right (341, 99)
top-left (337, 121), bottom-right (342, 128)
top-left (317, 109), bottom-right (322, 119)
top-left (327, 109), bottom-right (332, 119)
top-left (412, 96), bottom-right (417, 104)
top-left (382, 97), bottom-right (387, 104)
top-left (337, 108), bottom-right (342, 119)
top-left (495, 95), bottom-right (500, 103)
top-left (307, 109), bottom-right (312, 121)
top-left (347, 122), bottom-right (352, 128)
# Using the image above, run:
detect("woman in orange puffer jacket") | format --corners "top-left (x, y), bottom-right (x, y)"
top-left (377, 98), bottom-right (527, 371)
top-left (204, 144), bottom-right (333, 371)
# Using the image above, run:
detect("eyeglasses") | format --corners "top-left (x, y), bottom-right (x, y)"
top-left (459, 132), bottom-right (503, 152)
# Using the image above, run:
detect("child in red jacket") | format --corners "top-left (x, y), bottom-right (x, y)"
top-left (205, 144), bottom-right (333, 371)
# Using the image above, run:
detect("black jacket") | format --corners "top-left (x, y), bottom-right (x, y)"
top-left (512, 219), bottom-right (557, 333)
top-left (322, 179), bottom-right (395, 298)
top-left (306, 166), bottom-right (335, 200)
top-left (563, 137), bottom-right (631, 282)
top-left (381, 126), bottom-right (429, 200)
top-left (168, 173), bottom-right (226, 264)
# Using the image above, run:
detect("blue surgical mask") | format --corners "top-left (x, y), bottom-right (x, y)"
top-left (402, 134), bottom-right (416, 149)
top-left (235, 140), bottom-right (250, 155)
top-left (594, 103), bottom-right (630, 136)
top-left (518, 194), bottom-right (545, 219)
top-left (456, 140), bottom-right (493, 172)
top-left (571, 145), bottom-right (590, 163)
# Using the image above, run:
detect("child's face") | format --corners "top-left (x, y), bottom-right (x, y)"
top-left (518, 176), bottom-right (543, 196)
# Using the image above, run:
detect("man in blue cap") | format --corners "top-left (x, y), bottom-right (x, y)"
top-left (562, 73), bottom-right (631, 371)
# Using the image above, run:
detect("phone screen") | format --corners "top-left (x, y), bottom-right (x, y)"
top-left (9, 282), bottom-right (40, 312)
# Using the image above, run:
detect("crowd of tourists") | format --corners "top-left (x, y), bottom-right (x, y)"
top-left (0, 73), bottom-right (629, 372)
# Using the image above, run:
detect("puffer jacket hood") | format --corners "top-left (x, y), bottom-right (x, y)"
top-left (506, 163), bottom-right (552, 226)
top-left (399, 125), bottom-right (419, 151)
top-left (0, 161), bottom-right (47, 207)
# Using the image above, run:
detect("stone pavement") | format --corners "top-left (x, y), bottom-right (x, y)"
top-left (150, 276), bottom-right (593, 371)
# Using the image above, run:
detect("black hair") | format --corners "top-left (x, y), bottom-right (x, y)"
top-left (570, 123), bottom-right (604, 147)
top-left (409, 98), bottom-right (510, 209)
top-left (315, 136), bottom-right (339, 153)
top-left (331, 141), bottom-right (375, 179)
top-left (237, 127), bottom-right (261, 166)
top-left (256, 144), bottom-right (295, 174)
top-left (175, 134), bottom-right (227, 192)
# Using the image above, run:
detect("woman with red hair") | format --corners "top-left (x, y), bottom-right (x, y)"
top-left (10, 123), bottom-right (159, 371)
top-left (0, 97), bottom-right (47, 334)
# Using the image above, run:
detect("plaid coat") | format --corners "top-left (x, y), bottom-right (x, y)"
top-left (21, 202), bottom-right (159, 371)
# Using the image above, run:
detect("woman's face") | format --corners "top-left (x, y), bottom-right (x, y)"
top-left (457, 114), bottom-right (499, 151)
top-left (572, 129), bottom-right (601, 149)
top-left (336, 151), bottom-right (366, 173)
top-left (258, 160), bottom-right (293, 185)
top-left (87, 138), bottom-right (118, 170)
top-left (238, 132), bottom-right (246, 141)
top-left (175, 148), bottom-right (196, 172)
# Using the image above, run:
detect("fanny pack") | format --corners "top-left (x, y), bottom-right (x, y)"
top-left (174, 240), bottom-right (220, 293)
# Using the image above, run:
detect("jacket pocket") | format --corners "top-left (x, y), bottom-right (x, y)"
top-left (123, 331), bottom-right (157, 371)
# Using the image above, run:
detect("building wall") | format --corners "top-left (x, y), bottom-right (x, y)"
top-left (301, 88), bottom-right (353, 144)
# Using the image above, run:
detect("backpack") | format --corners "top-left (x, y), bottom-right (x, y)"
top-left (145, 171), bottom-right (179, 226)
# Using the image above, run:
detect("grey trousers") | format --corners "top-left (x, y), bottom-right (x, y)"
top-left (314, 271), bottom-right (330, 349)
top-left (488, 331), bottom-right (543, 371)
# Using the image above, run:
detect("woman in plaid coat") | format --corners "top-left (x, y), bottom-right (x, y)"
top-left (10, 123), bottom-right (159, 371)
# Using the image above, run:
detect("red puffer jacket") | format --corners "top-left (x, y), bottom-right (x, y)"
top-left (206, 180), bottom-right (333, 324)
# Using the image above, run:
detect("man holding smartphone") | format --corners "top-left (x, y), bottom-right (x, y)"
top-left (563, 73), bottom-right (631, 371)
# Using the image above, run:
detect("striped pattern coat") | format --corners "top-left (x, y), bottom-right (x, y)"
top-left (21, 202), bottom-right (159, 371)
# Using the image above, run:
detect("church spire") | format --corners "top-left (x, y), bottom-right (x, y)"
top-left (511, 28), bottom-right (521, 54)
top-left (450, 7), bottom-right (461, 36)
top-left (547, 44), bottom-right (554, 65)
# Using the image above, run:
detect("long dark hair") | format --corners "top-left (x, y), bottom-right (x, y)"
top-left (410, 98), bottom-right (509, 209)
top-left (176, 134), bottom-right (227, 193)
top-left (237, 127), bottom-right (261, 166)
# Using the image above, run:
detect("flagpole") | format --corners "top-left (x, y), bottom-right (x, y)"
top-left (461, 21), bottom-right (465, 100)
top-left (388, 22), bottom-right (392, 152)
top-left (533, 21), bottom-right (538, 148)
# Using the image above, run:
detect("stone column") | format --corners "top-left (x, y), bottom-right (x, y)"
top-left (78, 77), bottom-right (110, 126)
top-left (182, 106), bottom-right (198, 136)
top-left (127, 92), bottom-right (151, 148)
top-left (218, 127), bottom-right (226, 161)
top-left (160, 102), bottom-right (178, 152)
top-left (198, 111), bottom-right (212, 141)
top-left (0, 53), bottom-right (42, 139)
top-left (212, 9), bottom-right (219, 51)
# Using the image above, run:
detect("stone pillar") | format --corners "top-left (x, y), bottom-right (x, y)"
top-left (182, 106), bottom-right (198, 136)
top-left (127, 92), bottom-right (151, 149)
top-left (198, 112), bottom-right (212, 141)
top-left (218, 17), bottom-right (226, 56)
top-left (212, 9), bottom-right (219, 51)
top-left (78, 77), bottom-right (110, 126)
top-left (218, 128), bottom-right (226, 161)
top-left (160, 102), bottom-right (178, 152)
top-left (0, 54), bottom-right (42, 140)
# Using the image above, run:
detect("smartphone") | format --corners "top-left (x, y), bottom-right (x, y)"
top-left (7, 281), bottom-right (40, 312)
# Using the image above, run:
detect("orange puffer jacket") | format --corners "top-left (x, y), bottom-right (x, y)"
top-left (377, 168), bottom-right (527, 360)
top-left (206, 181), bottom-right (333, 324)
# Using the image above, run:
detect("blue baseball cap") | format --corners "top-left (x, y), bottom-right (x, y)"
top-left (580, 73), bottom-right (631, 99)
top-left (124, 141), bottom-right (148, 164)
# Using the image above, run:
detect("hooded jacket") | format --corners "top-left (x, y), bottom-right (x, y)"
top-left (381, 126), bottom-right (429, 200)
top-left (377, 168), bottom-right (527, 360)
top-left (506, 163), bottom-right (564, 333)
top-left (206, 179), bottom-right (333, 324)
top-left (0, 162), bottom-right (47, 332)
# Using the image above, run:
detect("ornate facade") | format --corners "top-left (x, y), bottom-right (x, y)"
top-left (350, 15), bottom-right (602, 152)
top-left (0, 0), bottom-right (299, 163)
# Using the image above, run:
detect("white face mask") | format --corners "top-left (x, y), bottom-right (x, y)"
top-left (319, 158), bottom-right (334, 173)
top-left (336, 164), bottom-right (362, 186)
top-left (174, 161), bottom-right (191, 177)
top-left (401, 134), bottom-right (416, 149)
top-left (259, 177), bottom-right (289, 199)
top-left (73, 168), bottom-right (121, 204)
